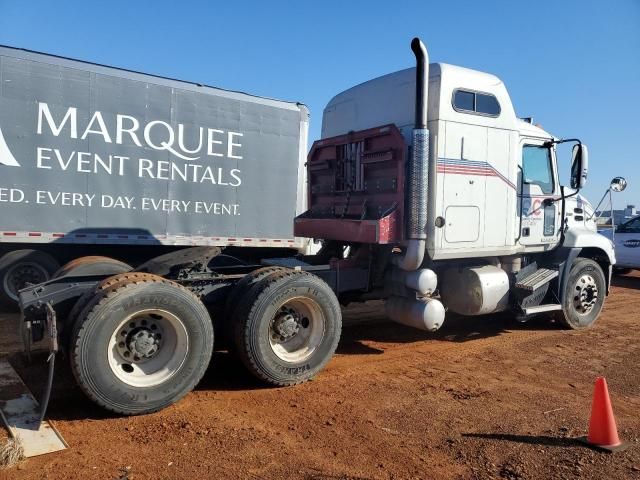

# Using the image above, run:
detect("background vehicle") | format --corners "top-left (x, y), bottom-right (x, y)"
top-left (601, 215), bottom-right (640, 273)
top-left (0, 44), bottom-right (310, 309)
top-left (592, 177), bottom-right (634, 274)
top-left (18, 38), bottom-right (615, 416)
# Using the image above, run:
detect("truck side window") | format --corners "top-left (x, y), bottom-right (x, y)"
top-left (452, 89), bottom-right (501, 116)
top-left (522, 145), bottom-right (553, 194)
top-left (475, 93), bottom-right (500, 115)
top-left (453, 90), bottom-right (474, 111)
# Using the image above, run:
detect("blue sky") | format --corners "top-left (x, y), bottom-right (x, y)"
top-left (1, 0), bottom-right (638, 207)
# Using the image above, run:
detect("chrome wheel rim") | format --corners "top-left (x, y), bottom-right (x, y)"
top-left (107, 309), bottom-right (189, 387)
top-left (573, 273), bottom-right (599, 315)
top-left (269, 297), bottom-right (325, 363)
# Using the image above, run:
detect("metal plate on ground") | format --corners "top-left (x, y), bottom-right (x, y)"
top-left (0, 359), bottom-right (67, 457)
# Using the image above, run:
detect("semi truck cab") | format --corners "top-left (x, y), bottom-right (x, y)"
top-left (297, 39), bottom-right (614, 326)
top-left (320, 62), bottom-right (610, 261)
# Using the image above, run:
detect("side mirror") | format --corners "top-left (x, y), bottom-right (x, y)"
top-left (570, 143), bottom-right (588, 189)
top-left (610, 176), bottom-right (627, 192)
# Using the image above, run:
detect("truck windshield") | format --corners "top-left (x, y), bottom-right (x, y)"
top-left (522, 145), bottom-right (553, 194)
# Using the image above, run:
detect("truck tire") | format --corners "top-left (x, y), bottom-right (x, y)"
top-left (64, 272), bottom-right (163, 348)
top-left (225, 266), bottom-right (286, 316)
top-left (70, 277), bottom-right (214, 415)
top-left (0, 249), bottom-right (60, 310)
top-left (54, 256), bottom-right (132, 278)
top-left (222, 266), bottom-right (285, 348)
top-left (233, 270), bottom-right (341, 386)
top-left (555, 258), bottom-right (606, 330)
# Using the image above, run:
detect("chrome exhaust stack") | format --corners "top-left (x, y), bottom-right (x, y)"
top-left (387, 38), bottom-right (444, 333)
top-left (393, 37), bottom-right (429, 271)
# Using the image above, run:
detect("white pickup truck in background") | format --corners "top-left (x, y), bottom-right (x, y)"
top-left (601, 215), bottom-right (640, 273)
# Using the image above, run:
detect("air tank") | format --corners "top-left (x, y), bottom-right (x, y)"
top-left (385, 296), bottom-right (445, 332)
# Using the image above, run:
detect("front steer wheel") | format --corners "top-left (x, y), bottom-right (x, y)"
top-left (233, 270), bottom-right (342, 386)
top-left (555, 258), bottom-right (606, 330)
top-left (70, 278), bottom-right (213, 415)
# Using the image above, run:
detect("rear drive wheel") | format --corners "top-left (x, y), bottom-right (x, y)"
top-left (70, 278), bottom-right (213, 415)
top-left (54, 256), bottom-right (131, 278)
top-left (0, 250), bottom-right (59, 310)
top-left (233, 270), bottom-right (341, 386)
top-left (64, 272), bottom-right (162, 349)
top-left (222, 266), bottom-right (285, 348)
top-left (555, 258), bottom-right (606, 329)
top-left (225, 266), bottom-right (286, 316)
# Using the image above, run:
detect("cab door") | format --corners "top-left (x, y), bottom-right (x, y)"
top-left (518, 140), bottom-right (562, 248)
top-left (614, 217), bottom-right (640, 268)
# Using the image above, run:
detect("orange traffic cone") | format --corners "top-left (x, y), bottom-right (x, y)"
top-left (580, 377), bottom-right (629, 452)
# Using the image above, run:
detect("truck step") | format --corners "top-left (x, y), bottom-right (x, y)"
top-left (523, 304), bottom-right (562, 315)
top-left (515, 268), bottom-right (558, 292)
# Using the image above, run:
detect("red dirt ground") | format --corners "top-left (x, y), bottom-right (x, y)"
top-left (1, 273), bottom-right (639, 479)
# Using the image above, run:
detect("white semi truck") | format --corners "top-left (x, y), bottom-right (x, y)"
top-left (18, 38), bottom-right (615, 416)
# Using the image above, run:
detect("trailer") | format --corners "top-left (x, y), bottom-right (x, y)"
top-left (18, 38), bottom-right (615, 416)
top-left (0, 45), bottom-right (309, 309)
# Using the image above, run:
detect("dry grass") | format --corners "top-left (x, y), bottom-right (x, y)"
top-left (0, 435), bottom-right (25, 469)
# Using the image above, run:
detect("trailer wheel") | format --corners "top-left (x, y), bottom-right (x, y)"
top-left (0, 249), bottom-right (59, 310)
top-left (70, 278), bottom-right (213, 415)
top-left (54, 256), bottom-right (132, 278)
top-left (555, 258), bottom-right (606, 330)
top-left (233, 270), bottom-right (341, 386)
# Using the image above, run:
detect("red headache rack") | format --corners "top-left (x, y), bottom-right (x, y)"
top-left (294, 124), bottom-right (406, 244)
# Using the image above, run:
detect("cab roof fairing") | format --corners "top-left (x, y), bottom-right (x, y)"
top-left (320, 63), bottom-right (535, 141)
